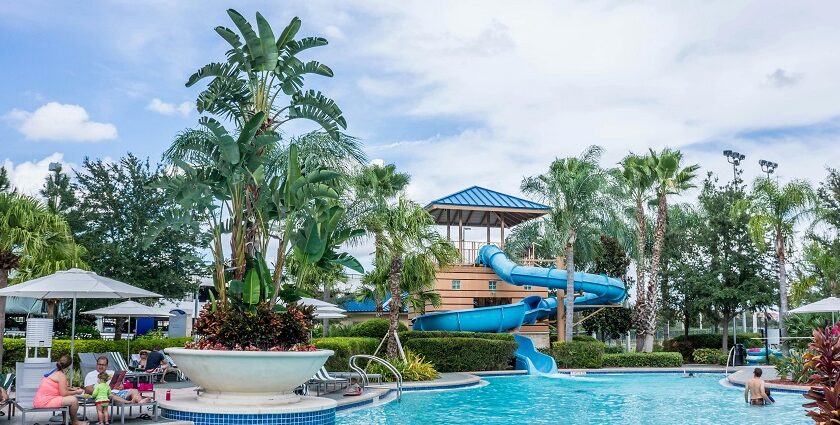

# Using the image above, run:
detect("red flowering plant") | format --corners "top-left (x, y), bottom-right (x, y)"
top-left (803, 323), bottom-right (840, 423)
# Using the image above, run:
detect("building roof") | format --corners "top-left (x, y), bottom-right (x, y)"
top-left (340, 296), bottom-right (408, 313)
top-left (425, 186), bottom-right (549, 227)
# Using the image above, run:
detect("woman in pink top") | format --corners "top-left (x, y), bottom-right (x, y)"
top-left (33, 354), bottom-right (88, 425)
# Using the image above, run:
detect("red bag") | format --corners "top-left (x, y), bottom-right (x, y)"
top-left (138, 383), bottom-right (154, 392)
top-left (122, 381), bottom-right (134, 389)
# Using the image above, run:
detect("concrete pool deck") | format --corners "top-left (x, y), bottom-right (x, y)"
top-left (725, 366), bottom-right (810, 393)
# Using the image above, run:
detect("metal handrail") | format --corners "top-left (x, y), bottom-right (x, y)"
top-left (725, 346), bottom-right (736, 374)
top-left (349, 354), bottom-right (403, 402)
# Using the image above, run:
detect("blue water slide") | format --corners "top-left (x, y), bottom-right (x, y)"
top-left (411, 244), bottom-right (627, 374)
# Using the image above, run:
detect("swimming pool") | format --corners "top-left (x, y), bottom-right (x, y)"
top-left (338, 373), bottom-right (809, 424)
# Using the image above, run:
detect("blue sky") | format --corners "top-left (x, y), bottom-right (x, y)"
top-left (3, 1), bottom-right (840, 203)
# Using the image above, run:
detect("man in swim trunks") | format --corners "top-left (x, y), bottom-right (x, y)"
top-left (744, 368), bottom-right (773, 405)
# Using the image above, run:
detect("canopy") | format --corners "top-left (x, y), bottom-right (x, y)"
top-left (299, 297), bottom-right (346, 315)
top-left (82, 300), bottom-right (174, 318)
top-left (790, 297), bottom-right (840, 314)
top-left (314, 312), bottom-right (347, 319)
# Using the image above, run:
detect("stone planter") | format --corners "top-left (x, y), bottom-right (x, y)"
top-left (165, 347), bottom-right (333, 406)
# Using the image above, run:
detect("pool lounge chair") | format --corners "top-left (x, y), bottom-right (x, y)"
top-left (110, 398), bottom-right (159, 424)
top-left (10, 362), bottom-right (69, 424)
top-left (330, 371), bottom-right (382, 385)
top-left (309, 367), bottom-right (349, 396)
top-left (0, 373), bottom-right (14, 417)
top-left (102, 352), bottom-right (153, 383)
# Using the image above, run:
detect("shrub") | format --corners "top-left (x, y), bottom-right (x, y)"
top-left (572, 335), bottom-right (597, 342)
top-left (602, 352), bottom-right (684, 367)
top-left (774, 348), bottom-right (814, 383)
top-left (399, 331), bottom-right (514, 342)
top-left (404, 337), bottom-right (517, 372)
top-left (1, 337), bottom-right (192, 370)
top-left (366, 351), bottom-right (439, 382)
top-left (312, 337), bottom-right (379, 371)
top-left (604, 345), bottom-right (624, 354)
top-left (192, 302), bottom-right (314, 350)
top-left (551, 341), bottom-right (605, 369)
top-left (665, 333), bottom-right (762, 360)
top-left (349, 319), bottom-right (408, 339)
top-left (691, 348), bottom-right (727, 365)
top-left (312, 323), bottom-right (353, 338)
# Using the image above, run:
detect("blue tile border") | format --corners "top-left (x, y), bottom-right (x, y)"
top-left (162, 407), bottom-right (337, 425)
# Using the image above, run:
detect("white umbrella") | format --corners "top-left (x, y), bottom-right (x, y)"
top-left (314, 311), bottom-right (347, 319)
top-left (82, 301), bottom-right (173, 360)
top-left (790, 296), bottom-right (840, 322)
top-left (0, 268), bottom-right (161, 361)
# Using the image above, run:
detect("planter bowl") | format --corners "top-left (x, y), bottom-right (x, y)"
top-left (165, 347), bottom-right (333, 406)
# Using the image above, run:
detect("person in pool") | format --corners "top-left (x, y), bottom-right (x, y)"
top-left (745, 368), bottom-right (773, 406)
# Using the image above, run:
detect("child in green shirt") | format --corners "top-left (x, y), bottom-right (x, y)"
top-left (91, 371), bottom-right (112, 424)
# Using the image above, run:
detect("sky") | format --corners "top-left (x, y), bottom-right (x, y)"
top-left (2, 1), bottom-right (840, 264)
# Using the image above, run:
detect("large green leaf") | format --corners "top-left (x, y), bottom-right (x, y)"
top-left (331, 252), bottom-right (364, 273)
top-left (255, 12), bottom-right (278, 70)
top-left (243, 267), bottom-right (261, 305)
top-left (214, 26), bottom-right (242, 50)
top-left (200, 117), bottom-right (240, 165)
top-left (275, 17), bottom-right (301, 51)
top-left (227, 9), bottom-right (264, 69)
top-left (187, 62), bottom-right (232, 87)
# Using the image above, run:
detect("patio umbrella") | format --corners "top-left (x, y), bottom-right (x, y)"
top-left (790, 296), bottom-right (840, 322)
top-left (0, 268), bottom-right (161, 362)
top-left (82, 300), bottom-right (173, 361)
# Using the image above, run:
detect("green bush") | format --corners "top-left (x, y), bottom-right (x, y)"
top-left (572, 335), bottom-right (597, 342)
top-left (1, 338), bottom-right (192, 370)
top-left (774, 349), bottom-right (813, 383)
top-left (604, 345), bottom-right (624, 354)
top-left (404, 337), bottom-right (517, 372)
top-left (691, 348), bottom-right (727, 365)
top-left (365, 351), bottom-right (439, 382)
top-left (551, 341), bottom-right (605, 369)
top-left (665, 333), bottom-right (762, 360)
top-left (602, 352), bottom-right (683, 367)
top-left (349, 319), bottom-right (408, 339)
top-left (399, 331), bottom-right (514, 342)
top-left (312, 337), bottom-right (379, 371)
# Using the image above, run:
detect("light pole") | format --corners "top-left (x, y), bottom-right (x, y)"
top-left (722, 150), bottom-right (745, 181)
top-left (759, 159), bottom-right (778, 180)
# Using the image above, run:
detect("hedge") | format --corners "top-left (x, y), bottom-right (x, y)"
top-left (404, 337), bottom-right (517, 372)
top-left (399, 331), bottom-right (515, 342)
top-left (551, 341), bottom-right (605, 369)
top-left (1, 337), bottom-right (192, 370)
top-left (349, 319), bottom-right (408, 339)
top-left (665, 333), bottom-right (761, 360)
top-left (312, 337), bottom-right (379, 371)
top-left (692, 348), bottom-right (728, 365)
top-left (602, 352), bottom-right (684, 368)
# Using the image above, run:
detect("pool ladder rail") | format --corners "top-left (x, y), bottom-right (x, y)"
top-left (349, 354), bottom-right (403, 402)
top-left (725, 346), bottom-right (736, 374)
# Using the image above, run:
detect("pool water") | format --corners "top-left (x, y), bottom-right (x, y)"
top-left (338, 374), bottom-right (809, 424)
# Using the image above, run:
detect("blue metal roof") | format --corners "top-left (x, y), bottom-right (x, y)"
top-left (340, 296), bottom-right (408, 313)
top-left (426, 186), bottom-right (549, 211)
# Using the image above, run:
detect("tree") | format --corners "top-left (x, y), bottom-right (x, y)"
top-left (583, 236), bottom-right (633, 341)
top-left (0, 192), bottom-right (81, 365)
top-left (699, 174), bottom-right (775, 353)
top-left (742, 178), bottom-right (816, 348)
top-left (40, 167), bottom-right (77, 216)
top-left (371, 197), bottom-right (458, 358)
top-left (634, 148), bottom-right (699, 352)
top-left (521, 146), bottom-right (620, 342)
top-left (0, 167), bottom-right (11, 192)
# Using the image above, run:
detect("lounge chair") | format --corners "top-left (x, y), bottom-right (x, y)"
top-left (331, 371), bottom-right (383, 385)
top-left (101, 352), bottom-right (153, 384)
top-left (10, 362), bottom-right (69, 424)
top-left (109, 398), bottom-right (159, 424)
top-left (0, 373), bottom-right (14, 417)
top-left (309, 367), bottom-right (349, 396)
top-left (163, 354), bottom-right (185, 382)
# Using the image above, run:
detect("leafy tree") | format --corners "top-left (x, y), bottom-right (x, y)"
top-left (0, 192), bottom-right (82, 364)
top-left (699, 174), bottom-right (776, 353)
top-left (40, 167), bottom-right (76, 216)
top-left (583, 236), bottom-right (633, 341)
top-left (635, 148), bottom-right (699, 352)
top-left (741, 177), bottom-right (816, 347)
top-left (0, 167), bottom-right (11, 192)
top-left (521, 146), bottom-right (621, 342)
top-left (619, 153), bottom-right (656, 294)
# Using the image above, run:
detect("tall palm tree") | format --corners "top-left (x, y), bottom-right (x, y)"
top-left (635, 148), bottom-right (699, 352)
top-left (619, 153), bottom-right (655, 292)
top-left (372, 197), bottom-right (458, 358)
top-left (521, 146), bottom-right (618, 342)
top-left (744, 178), bottom-right (815, 345)
top-left (0, 192), bottom-right (82, 365)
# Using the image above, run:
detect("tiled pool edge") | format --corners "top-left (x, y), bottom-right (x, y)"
top-left (336, 376), bottom-right (486, 412)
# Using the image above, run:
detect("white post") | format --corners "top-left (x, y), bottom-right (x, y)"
top-left (742, 314), bottom-right (747, 333)
top-left (699, 313), bottom-right (703, 330)
top-left (753, 312), bottom-right (758, 333)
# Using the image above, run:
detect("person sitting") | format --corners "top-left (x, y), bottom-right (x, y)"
top-left (144, 347), bottom-right (168, 383)
top-left (33, 354), bottom-right (88, 425)
top-left (136, 351), bottom-right (149, 370)
top-left (744, 367), bottom-right (773, 406)
top-left (91, 372), bottom-right (112, 425)
top-left (84, 355), bottom-right (150, 404)
top-left (344, 377), bottom-right (362, 397)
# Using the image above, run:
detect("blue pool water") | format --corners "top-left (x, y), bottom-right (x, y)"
top-left (338, 374), bottom-right (809, 424)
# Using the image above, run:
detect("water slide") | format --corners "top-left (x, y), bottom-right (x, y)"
top-left (412, 244), bottom-right (627, 374)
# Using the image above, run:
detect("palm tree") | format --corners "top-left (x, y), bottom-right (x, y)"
top-left (744, 178), bottom-right (815, 345)
top-left (0, 192), bottom-right (82, 365)
top-left (521, 146), bottom-right (619, 342)
top-left (372, 197), bottom-right (458, 358)
top-left (635, 148), bottom-right (699, 352)
top-left (619, 154), bottom-right (655, 290)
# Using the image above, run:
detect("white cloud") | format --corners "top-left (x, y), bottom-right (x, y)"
top-left (147, 99), bottom-right (192, 117)
top-left (2, 153), bottom-right (76, 197)
top-left (5, 102), bottom-right (117, 142)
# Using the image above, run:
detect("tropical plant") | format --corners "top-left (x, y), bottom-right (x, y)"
top-left (775, 349), bottom-right (813, 383)
top-left (634, 148), bottom-right (699, 352)
top-left (365, 351), bottom-right (439, 382)
top-left (619, 153), bottom-right (656, 294)
top-left (521, 145), bottom-right (621, 342)
top-left (741, 178), bottom-right (816, 348)
top-left (803, 324), bottom-right (840, 423)
top-left (368, 197), bottom-right (458, 358)
top-left (0, 192), bottom-right (84, 365)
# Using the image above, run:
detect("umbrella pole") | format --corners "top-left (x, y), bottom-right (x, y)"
top-left (71, 297), bottom-right (77, 378)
